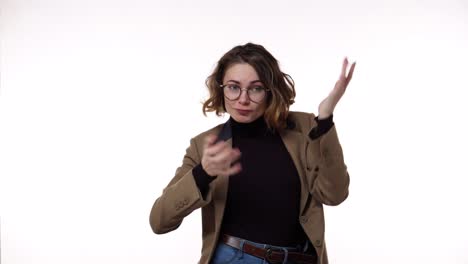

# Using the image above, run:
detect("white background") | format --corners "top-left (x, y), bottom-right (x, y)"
top-left (1, 0), bottom-right (468, 263)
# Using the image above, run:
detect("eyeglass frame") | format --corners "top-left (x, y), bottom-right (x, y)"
top-left (219, 83), bottom-right (271, 103)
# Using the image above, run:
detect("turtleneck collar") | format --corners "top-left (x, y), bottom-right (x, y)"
top-left (229, 116), bottom-right (273, 137)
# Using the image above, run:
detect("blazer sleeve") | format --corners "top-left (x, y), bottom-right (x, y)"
top-left (306, 114), bottom-right (350, 206)
top-left (149, 137), bottom-right (213, 234)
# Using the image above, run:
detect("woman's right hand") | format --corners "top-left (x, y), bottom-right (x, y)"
top-left (201, 134), bottom-right (242, 177)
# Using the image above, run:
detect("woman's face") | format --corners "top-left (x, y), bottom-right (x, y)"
top-left (222, 63), bottom-right (267, 123)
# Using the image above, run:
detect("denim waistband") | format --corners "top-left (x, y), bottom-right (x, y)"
top-left (222, 235), bottom-right (308, 264)
top-left (224, 235), bottom-right (308, 252)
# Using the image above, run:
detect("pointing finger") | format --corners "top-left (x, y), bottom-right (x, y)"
top-left (205, 140), bottom-right (229, 157)
top-left (346, 62), bottom-right (356, 83)
top-left (341, 57), bottom-right (349, 78)
top-left (203, 134), bottom-right (217, 149)
top-left (227, 162), bottom-right (242, 176)
top-left (212, 146), bottom-right (239, 164)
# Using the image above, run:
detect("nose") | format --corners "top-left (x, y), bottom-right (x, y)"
top-left (238, 89), bottom-right (250, 105)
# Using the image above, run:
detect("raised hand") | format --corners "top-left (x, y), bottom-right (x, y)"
top-left (201, 135), bottom-right (242, 177)
top-left (318, 57), bottom-right (356, 119)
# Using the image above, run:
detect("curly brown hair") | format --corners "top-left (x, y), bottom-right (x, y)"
top-left (202, 43), bottom-right (296, 131)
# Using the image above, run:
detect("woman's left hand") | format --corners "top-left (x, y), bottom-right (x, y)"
top-left (318, 57), bottom-right (356, 119)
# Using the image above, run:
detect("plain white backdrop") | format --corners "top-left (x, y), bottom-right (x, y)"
top-left (1, 0), bottom-right (468, 263)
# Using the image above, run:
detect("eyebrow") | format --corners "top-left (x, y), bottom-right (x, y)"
top-left (226, 80), bottom-right (263, 84)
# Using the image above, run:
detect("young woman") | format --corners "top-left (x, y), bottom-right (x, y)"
top-left (150, 43), bottom-right (355, 264)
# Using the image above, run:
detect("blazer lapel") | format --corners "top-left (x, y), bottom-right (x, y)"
top-left (279, 127), bottom-right (309, 215)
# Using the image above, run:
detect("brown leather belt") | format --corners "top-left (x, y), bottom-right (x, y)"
top-left (222, 234), bottom-right (317, 264)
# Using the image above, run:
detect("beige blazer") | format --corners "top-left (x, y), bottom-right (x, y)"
top-left (149, 111), bottom-right (350, 264)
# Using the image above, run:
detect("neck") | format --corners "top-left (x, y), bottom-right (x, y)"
top-left (229, 116), bottom-right (272, 137)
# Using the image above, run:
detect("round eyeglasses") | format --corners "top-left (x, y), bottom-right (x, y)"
top-left (220, 84), bottom-right (270, 103)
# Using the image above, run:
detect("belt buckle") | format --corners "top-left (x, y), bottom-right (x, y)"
top-left (264, 246), bottom-right (273, 262)
top-left (264, 246), bottom-right (282, 264)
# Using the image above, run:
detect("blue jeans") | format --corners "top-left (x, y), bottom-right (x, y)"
top-left (210, 236), bottom-right (308, 264)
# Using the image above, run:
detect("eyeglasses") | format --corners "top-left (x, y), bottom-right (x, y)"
top-left (220, 84), bottom-right (270, 103)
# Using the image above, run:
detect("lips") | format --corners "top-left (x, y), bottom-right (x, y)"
top-left (235, 109), bottom-right (252, 115)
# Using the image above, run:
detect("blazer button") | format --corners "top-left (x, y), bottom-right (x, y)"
top-left (306, 166), bottom-right (312, 171)
top-left (314, 240), bottom-right (322, 247)
top-left (314, 166), bottom-right (319, 172)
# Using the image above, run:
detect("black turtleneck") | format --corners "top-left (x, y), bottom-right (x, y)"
top-left (192, 114), bottom-right (333, 247)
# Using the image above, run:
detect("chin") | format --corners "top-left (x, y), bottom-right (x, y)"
top-left (232, 114), bottom-right (258, 123)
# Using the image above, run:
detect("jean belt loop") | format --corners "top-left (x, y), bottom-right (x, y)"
top-left (263, 244), bottom-right (269, 264)
top-left (303, 240), bottom-right (309, 253)
top-left (239, 239), bottom-right (246, 259)
top-left (280, 247), bottom-right (289, 264)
